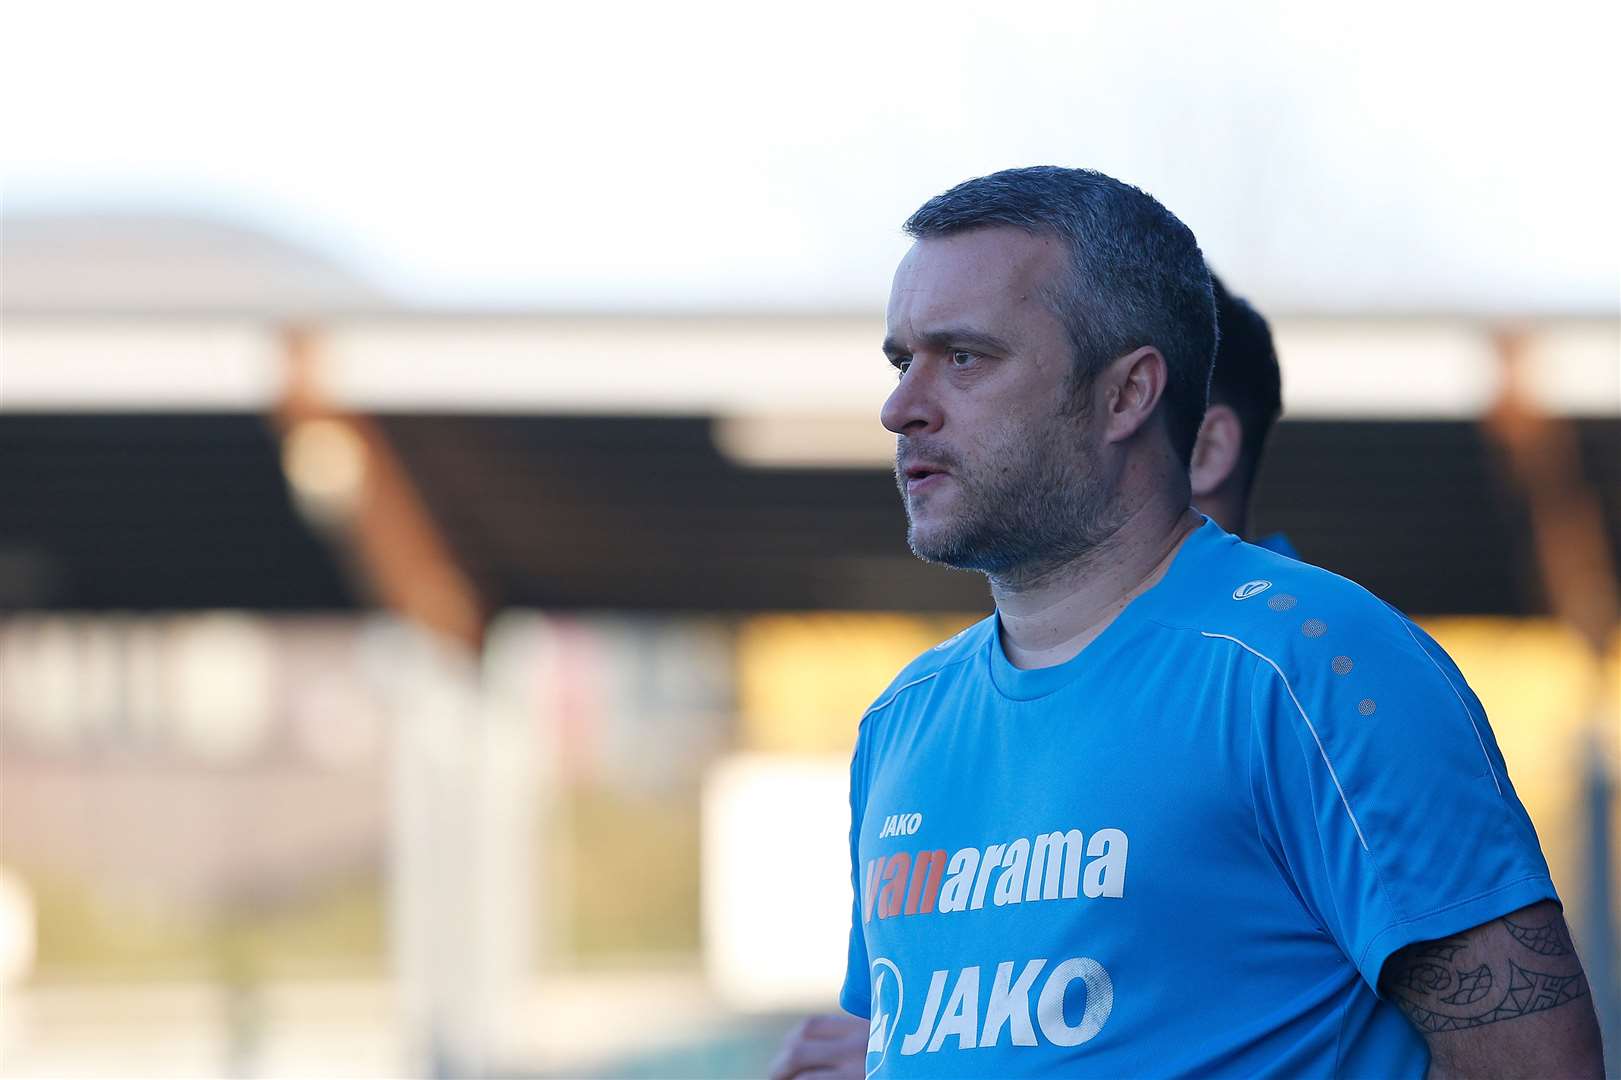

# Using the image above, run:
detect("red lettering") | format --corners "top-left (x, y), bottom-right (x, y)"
top-left (878, 852), bottom-right (910, 918)
top-left (909, 849), bottom-right (947, 915)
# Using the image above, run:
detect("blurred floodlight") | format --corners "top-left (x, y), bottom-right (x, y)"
top-left (282, 418), bottom-right (368, 525)
top-left (167, 614), bottom-right (274, 761)
top-left (702, 754), bottom-right (851, 1010)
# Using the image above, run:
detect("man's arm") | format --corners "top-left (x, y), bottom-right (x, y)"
top-left (768, 1012), bottom-right (867, 1080)
top-left (1379, 900), bottom-right (1604, 1078)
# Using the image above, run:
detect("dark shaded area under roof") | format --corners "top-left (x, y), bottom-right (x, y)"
top-left (3, 413), bottom-right (1617, 617)
top-left (0, 414), bottom-right (354, 611)
top-left (1250, 419), bottom-right (1617, 616)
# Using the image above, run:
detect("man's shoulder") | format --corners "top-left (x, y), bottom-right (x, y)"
top-left (1159, 537), bottom-right (1440, 697)
top-left (1155, 540), bottom-right (1499, 793)
top-left (861, 614), bottom-right (995, 720)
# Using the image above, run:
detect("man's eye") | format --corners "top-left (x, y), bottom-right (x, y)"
top-left (893, 358), bottom-right (912, 376)
top-left (949, 350), bottom-right (979, 367)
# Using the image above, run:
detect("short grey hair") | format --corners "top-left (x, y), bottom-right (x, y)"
top-left (903, 166), bottom-right (1217, 466)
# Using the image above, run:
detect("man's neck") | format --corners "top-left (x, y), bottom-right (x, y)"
top-left (991, 501), bottom-right (1202, 671)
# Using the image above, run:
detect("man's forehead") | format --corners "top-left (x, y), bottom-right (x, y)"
top-left (885, 227), bottom-right (1066, 340)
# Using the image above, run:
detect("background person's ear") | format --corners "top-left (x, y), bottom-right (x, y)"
top-left (1190, 403), bottom-right (1243, 497)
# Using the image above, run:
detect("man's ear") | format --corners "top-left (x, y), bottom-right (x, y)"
top-left (1099, 346), bottom-right (1169, 445)
top-left (1190, 403), bottom-right (1243, 497)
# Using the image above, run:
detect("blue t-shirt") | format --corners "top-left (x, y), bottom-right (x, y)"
top-left (841, 519), bottom-right (1555, 1078)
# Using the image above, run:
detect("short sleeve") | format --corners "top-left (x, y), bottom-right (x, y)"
top-left (839, 737), bottom-right (871, 1018)
top-left (1246, 611), bottom-right (1558, 993)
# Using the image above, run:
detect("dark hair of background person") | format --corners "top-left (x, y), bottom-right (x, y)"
top-left (1209, 273), bottom-right (1283, 490)
top-left (903, 165), bottom-right (1217, 467)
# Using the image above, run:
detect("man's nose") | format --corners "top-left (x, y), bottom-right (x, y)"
top-left (881, 364), bottom-right (942, 436)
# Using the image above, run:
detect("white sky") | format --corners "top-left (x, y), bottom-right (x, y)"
top-left (2, 0), bottom-right (1618, 315)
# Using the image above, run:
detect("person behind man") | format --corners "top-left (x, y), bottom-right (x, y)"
top-left (1188, 274), bottom-right (1295, 556)
top-left (771, 166), bottom-right (1601, 1079)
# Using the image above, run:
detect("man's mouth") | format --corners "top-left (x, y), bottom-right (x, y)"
top-left (902, 463), bottom-right (951, 490)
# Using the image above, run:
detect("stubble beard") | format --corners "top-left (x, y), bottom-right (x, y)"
top-left (897, 421), bottom-right (1121, 582)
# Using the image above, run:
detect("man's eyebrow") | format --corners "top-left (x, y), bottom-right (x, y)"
top-left (881, 327), bottom-right (1015, 358)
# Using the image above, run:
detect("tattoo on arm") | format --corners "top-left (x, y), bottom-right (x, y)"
top-left (1502, 915), bottom-right (1575, 957)
top-left (1381, 912), bottom-right (1590, 1034)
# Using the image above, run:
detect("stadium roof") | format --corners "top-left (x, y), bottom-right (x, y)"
top-left (3, 314), bottom-right (1616, 419)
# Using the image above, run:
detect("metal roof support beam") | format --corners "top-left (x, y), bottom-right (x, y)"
top-left (269, 326), bottom-right (488, 650)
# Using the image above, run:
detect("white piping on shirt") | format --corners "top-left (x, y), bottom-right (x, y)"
top-left (1394, 617), bottom-right (1503, 795)
top-left (1201, 631), bottom-right (1372, 853)
top-left (862, 671), bottom-right (941, 719)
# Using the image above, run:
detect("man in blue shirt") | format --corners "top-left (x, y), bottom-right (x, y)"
top-left (773, 268), bottom-right (1301, 1080)
top-left (772, 167), bottom-right (1601, 1078)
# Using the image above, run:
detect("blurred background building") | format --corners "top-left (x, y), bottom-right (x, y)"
top-left (1, 2), bottom-right (1618, 1077)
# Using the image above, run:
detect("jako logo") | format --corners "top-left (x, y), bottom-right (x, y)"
top-left (878, 813), bottom-right (923, 838)
top-left (877, 955), bottom-right (1113, 1061)
top-left (1232, 579), bottom-right (1272, 600)
top-left (865, 958), bottom-right (903, 1079)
